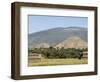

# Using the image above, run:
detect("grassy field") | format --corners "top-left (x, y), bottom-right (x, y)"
top-left (28, 58), bottom-right (88, 66)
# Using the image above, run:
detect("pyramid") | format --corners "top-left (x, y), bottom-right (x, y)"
top-left (55, 36), bottom-right (87, 49)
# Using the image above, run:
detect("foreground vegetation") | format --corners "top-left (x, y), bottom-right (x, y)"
top-left (28, 58), bottom-right (88, 66)
top-left (29, 47), bottom-right (87, 59)
top-left (28, 47), bottom-right (88, 66)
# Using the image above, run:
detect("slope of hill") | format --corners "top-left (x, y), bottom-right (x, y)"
top-left (33, 43), bottom-right (50, 48)
top-left (28, 27), bottom-right (87, 48)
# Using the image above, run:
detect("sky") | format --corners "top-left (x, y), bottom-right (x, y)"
top-left (28, 15), bottom-right (88, 34)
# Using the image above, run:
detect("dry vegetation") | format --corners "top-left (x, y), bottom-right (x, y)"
top-left (28, 58), bottom-right (87, 66)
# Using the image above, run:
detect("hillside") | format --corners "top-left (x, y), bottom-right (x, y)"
top-left (28, 27), bottom-right (87, 48)
top-left (33, 43), bottom-right (50, 48)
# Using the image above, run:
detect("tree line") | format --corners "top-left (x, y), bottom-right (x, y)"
top-left (29, 47), bottom-right (87, 59)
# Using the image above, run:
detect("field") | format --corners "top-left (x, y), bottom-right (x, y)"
top-left (28, 58), bottom-right (88, 66)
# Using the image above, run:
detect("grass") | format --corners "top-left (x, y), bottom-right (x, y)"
top-left (28, 58), bottom-right (88, 66)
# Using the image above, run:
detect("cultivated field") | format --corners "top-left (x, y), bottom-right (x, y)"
top-left (28, 58), bottom-right (88, 66)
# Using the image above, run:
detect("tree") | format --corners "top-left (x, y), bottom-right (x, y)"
top-left (78, 52), bottom-right (83, 59)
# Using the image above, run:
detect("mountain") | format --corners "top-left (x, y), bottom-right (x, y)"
top-left (28, 27), bottom-right (87, 48)
top-left (55, 36), bottom-right (87, 49)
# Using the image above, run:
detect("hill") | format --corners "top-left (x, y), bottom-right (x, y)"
top-left (28, 27), bottom-right (87, 48)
